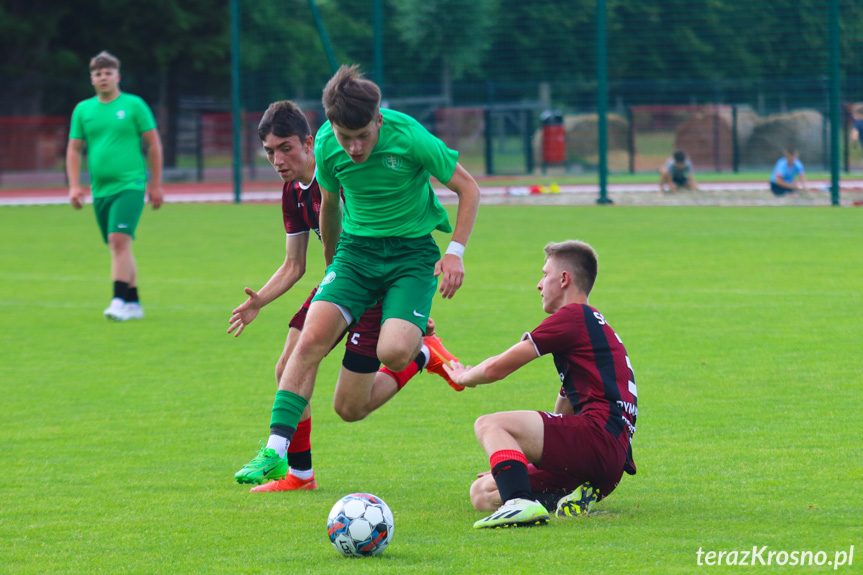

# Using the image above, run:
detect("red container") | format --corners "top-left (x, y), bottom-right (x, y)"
top-left (542, 123), bottom-right (566, 164)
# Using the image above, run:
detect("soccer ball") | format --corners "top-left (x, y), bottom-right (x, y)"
top-left (327, 493), bottom-right (394, 557)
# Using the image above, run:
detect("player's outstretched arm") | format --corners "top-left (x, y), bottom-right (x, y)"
top-left (435, 163), bottom-right (480, 299)
top-left (66, 138), bottom-right (87, 209)
top-left (228, 233), bottom-right (310, 337)
top-left (443, 339), bottom-right (538, 388)
top-left (142, 129), bottom-right (164, 209)
top-left (553, 394), bottom-right (574, 415)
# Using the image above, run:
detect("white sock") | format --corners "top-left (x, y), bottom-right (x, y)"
top-left (289, 467), bottom-right (314, 480)
top-left (419, 345), bottom-right (431, 369)
top-left (266, 434), bottom-right (289, 458)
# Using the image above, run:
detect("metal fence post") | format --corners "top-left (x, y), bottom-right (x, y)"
top-left (524, 110), bottom-right (534, 175)
top-left (627, 105), bottom-right (635, 174)
top-left (732, 104), bottom-right (739, 173)
top-left (596, 0), bottom-right (612, 205)
top-left (828, 0), bottom-right (840, 206)
top-left (230, 0), bottom-right (242, 204)
top-left (484, 108), bottom-right (494, 176)
top-left (196, 112), bottom-right (204, 182)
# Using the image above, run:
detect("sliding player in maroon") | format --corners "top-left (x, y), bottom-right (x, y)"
top-left (444, 240), bottom-right (637, 528)
top-left (229, 101), bottom-right (459, 491)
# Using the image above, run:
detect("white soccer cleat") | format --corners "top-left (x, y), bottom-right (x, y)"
top-left (104, 298), bottom-right (127, 321)
top-left (473, 498), bottom-right (549, 529)
top-left (122, 302), bottom-right (144, 320)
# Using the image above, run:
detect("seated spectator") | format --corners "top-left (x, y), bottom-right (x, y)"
top-left (770, 148), bottom-right (808, 197)
top-left (850, 105), bottom-right (863, 151)
top-left (659, 150), bottom-right (696, 193)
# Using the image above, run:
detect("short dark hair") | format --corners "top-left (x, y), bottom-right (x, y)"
top-left (673, 150), bottom-right (686, 163)
top-left (784, 146), bottom-right (798, 156)
top-left (89, 51), bottom-right (120, 71)
top-left (543, 240), bottom-right (598, 295)
top-left (258, 100), bottom-right (311, 142)
top-left (321, 65), bottom-right (381, 130)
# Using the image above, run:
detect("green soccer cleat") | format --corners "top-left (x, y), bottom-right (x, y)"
top-left (555, 482), bottom-right (598, 518)
top-left (234, 444), bottom-right (287, 485)
top-left (473, 498), bottom-right (550, 529)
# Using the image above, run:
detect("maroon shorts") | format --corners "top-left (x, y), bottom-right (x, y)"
top-left (527, 411), bottom-right (628, 508)
top-left (289, 286), bottom-right (382, 359)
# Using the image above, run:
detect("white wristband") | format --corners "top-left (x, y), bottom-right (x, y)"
top-left (445, 241), bottom-right (466, 258)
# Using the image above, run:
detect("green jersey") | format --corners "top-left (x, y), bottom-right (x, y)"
top-left (315, 108), bottom-right (457, 238)
top-left (69, 93), bottom-right (157, 198)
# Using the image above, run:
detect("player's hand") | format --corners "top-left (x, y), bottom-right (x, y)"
top-left (434, 253), bottom-right (464, 299)
top-left (228, 287), bottom-right (263, 337)
top-left (425, 317), bottom-right (436, 336)
top-left (443, 359), bottom-right (476, 388)
top-left (69, 186), bottom-right (86, 210)
top-left (147, 183), bottom-right (164, 210)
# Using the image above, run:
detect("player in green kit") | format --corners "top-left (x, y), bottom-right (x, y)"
top-left (66, 51), bottom-right (163, 321)
top-left (236, 65), bottom-right (480, 476)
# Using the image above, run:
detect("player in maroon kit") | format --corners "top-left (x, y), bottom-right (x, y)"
top-left (444, 240), bottom-right (637, 528)
top-left (228, 100), bottom-right (459, 491)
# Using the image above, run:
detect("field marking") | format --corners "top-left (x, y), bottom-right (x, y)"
top-left (601, 287), bottom-right (862, 298)
top-left (0, 300), bottom-right (231, 312)
top-left (4, 181), bottom-right (863, 206)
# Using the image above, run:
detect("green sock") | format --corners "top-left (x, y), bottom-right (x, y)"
top-left (270, 390), bottom-right (309, 433)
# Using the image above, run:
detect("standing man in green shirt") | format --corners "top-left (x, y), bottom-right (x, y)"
top-left (237, 65), bottom-right (480, 476)
top-left (66, 51), bottom-right (163, 321)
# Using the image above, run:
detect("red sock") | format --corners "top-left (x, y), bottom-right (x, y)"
top-left (380, 361), bottom-right (420, 390)
top-left (489, 450), bottom-right (532, 502)
top-left (489, 449), bottom-right (528, 471)
top-left (288, 417), bottom-right (312, 453)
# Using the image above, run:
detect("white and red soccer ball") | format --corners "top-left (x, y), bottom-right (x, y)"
top-left (327, 493), bottom-right (394, 558)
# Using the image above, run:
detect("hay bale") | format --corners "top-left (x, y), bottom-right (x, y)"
top-left (742, 109), bottom-right (827, 167)
top-left (533, 113), bottom-right (629, 166)
top-left (674, 106), bottom-right (757, 169)
top-left (434, 108), bottom-right (484, 151)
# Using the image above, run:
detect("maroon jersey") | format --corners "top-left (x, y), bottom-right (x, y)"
top-left (280, 174), bottom-right (382, 357)
top-left (281, 175), bottom-right (322, 240)
top-left (526, 303), bottom-right (637, 453)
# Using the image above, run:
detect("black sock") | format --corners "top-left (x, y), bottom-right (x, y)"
top-left (287, 450), bottom-right (312, 471)
top-left (113, 281), bottom-right (130, 301)
top-left (492, 459), bottom-right (533, 503)
top-left (414, 351), bottom-right (427, 371)
top-left (125, 286), bottom-right (139, 303)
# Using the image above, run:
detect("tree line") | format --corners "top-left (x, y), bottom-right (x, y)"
top-left (3, 0), bottom-right (861, 115)
top-left (2, 0), bottom-right (861, 163)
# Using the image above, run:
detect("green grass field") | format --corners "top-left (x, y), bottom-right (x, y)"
top-left (1, 203), bottom-right (861, 574)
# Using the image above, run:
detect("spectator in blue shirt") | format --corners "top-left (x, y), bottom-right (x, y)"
top-left (770, 147), bottom-right (808, 197)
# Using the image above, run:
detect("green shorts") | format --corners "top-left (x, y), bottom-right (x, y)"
top-left (93, 190), bottom-right (145, 243)
top-left (312, 232), bottom-right (440, 332)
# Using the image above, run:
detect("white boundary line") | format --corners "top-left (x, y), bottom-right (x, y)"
top-left (2, 181), bottom-right (862, 207)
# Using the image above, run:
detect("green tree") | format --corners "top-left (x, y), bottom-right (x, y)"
top-left (0, 0), bottom-right (79, 115)
top-left (1, 0), bottom-right (230, 165)
top-left (484, 0), bottom-right (595, 84)
top-left (391, 0), bottom-right (498, 102)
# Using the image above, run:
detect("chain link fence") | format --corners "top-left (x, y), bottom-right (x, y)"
top-left (2, 0), bottom-right (863, 199)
